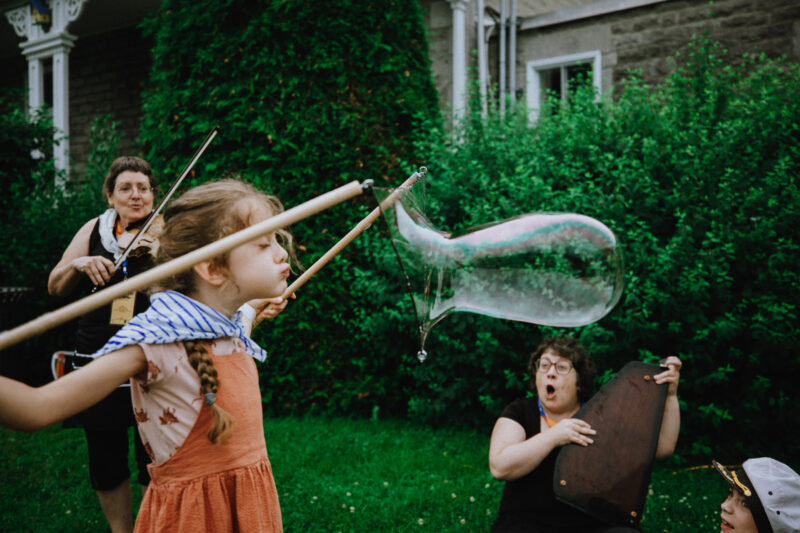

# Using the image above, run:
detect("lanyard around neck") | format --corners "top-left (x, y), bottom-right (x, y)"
top-left (537, 397), bottom-right (557, 427)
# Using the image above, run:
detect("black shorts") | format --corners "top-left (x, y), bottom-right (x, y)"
top-left (84, 427), bottom-right (151, 490)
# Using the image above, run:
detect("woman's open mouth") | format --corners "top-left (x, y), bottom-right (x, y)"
top-left (721, 517), bottom-right (733, 530)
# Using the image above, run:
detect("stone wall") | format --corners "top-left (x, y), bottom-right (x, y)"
top-left (606, 0), bottom-right (800, 87)
top-left (420, 0), bottom-right (478, 117)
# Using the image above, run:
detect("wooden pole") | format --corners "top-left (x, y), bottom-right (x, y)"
top-left (0, 180), bottom-right (365, 352)
top-left (281, 168), bottom-right (426, 299)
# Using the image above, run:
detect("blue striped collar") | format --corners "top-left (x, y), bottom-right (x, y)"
top-left (92, 291), bottom-right (267, 362)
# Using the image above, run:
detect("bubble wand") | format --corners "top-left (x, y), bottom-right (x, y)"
top-left (279, 167), bottom-right (427, 300)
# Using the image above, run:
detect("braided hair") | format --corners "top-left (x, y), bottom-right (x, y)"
top-left (182, 340), bottom-right (233, 444)
top-left (153, 179), bottom-right (294, 444)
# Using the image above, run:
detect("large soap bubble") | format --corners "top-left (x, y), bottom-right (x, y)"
top-left (374, 180), bottom-right (624, 361)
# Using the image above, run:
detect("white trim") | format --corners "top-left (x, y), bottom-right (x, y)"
top-left (526, 50), bottom-right (602, 120)
top-left (3, 0), bottom-right (87, 178)
top-left (448, 0), bottom-right (469, 120)
top-left (5, 6), bottom-right (31, 38)
top-left (520, 0), bottom-right (670, 31)
top-left (476, 0), bottom-right (488, 117)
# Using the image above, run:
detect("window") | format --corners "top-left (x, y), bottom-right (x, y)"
top-left (526, 50), bottom-right (602, 119)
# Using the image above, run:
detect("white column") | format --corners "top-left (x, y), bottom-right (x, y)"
top-left (27, 57), bottom-right (44, 111)
top-left (4, 0), bottom-right (87, 178)
top-left (448, 0), bottom-right (469, 121)
top-left (499, 0), bottom-right (506, 117)
top-left (476, 0), bottom-right (487, 118)
top-left (52, 49), bottom-right (70, 174)
top-left (509, 0), bottom-right (517, 100)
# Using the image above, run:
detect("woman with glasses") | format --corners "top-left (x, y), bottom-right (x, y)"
top-left (488, 336), bottom-right (682, 533)
top-left (48, 156), bottom-right (159, 533)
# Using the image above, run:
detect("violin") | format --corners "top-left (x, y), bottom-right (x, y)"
top-left (117, 214), bottom-right (165, 260)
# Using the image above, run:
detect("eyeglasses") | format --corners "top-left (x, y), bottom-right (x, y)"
top-left (114, 184), bottom-right (153, 196)
top-left (536, 358), bottom-right (573, 375)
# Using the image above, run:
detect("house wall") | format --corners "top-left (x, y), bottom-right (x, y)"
top-left (421, 0), bottom-right (478, 115)
top-left (602, 0), bottom-right (799, 88)
top-left (518, 0), bottom-right (800, 97)
top-left (68, 27), bottom-right (151, 179)
top-left (0, 53), bottom-right (26, 90)
top-left (6, 0), bottom-right (800, 173)
top-left (1, 25), bottom-right (150, 180)
top-left (505, 17), bottom-right (614, 95)
top-left (423, 0), bottom-right (800, 110)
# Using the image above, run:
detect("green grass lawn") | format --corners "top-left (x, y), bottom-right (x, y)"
top-left (0, 416), bottom-right (720, 532)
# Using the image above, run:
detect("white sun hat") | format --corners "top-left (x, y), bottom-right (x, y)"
top-left (744, 457), bottom-right (800, 533)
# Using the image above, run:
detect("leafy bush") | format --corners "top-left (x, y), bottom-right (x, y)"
top-left (0, 95), bottom-right (122, 383)
top-left (402, 38), bottom-right (800, 461)
top-left (0, 90), bottom-right (57, 240)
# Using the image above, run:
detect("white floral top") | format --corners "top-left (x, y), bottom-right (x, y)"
top-left (131, 337), bottom-right (245, 465)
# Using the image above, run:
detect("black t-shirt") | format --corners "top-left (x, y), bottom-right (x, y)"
top-left (491, 397), bottom-right (609, 533)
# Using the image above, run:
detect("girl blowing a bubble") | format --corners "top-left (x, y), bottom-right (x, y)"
top-left (0, 179), bottom-right (292, 532)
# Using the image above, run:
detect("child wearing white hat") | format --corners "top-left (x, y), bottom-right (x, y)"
top-left (713, 457), bottom-right (800, 533)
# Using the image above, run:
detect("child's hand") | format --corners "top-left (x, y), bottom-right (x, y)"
top-left (654, 356), bottom-right (682, 396)
top-left (248, 293), bottom-right (296, 330)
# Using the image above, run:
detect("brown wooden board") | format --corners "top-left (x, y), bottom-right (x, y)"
top-left (553, 361), bottom-right (667, 527)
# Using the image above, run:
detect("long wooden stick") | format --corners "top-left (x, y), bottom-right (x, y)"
top-left (0, 180), bottom-right (365, 352)
top-left (281, 167), bottom-right (426, 299)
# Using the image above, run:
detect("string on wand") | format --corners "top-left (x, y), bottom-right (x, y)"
top-left (279, 167), bottom-right (427, 300)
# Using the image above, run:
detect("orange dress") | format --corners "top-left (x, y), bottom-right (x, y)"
top-left (133, 348), bottom-right (282, 533)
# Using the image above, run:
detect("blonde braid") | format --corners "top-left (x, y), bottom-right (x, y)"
top-left (183, 340), bottom-right (233, 444)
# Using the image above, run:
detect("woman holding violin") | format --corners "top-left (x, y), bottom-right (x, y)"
top-left (48, 156), bottom-right (159, 533)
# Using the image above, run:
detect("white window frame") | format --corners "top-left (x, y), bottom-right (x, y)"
top-left (526, 50), bottom-right (602, 120)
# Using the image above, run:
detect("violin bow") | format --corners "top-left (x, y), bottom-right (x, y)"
top-left (114, 126), bottom-right (220, 269)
